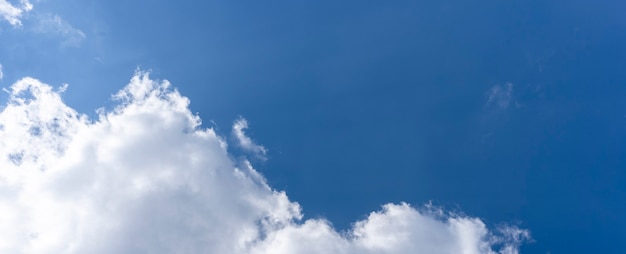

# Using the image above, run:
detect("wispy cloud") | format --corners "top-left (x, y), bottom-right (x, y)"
top-left (487, 83), bottom-right (514, 110)
top-left (0, 71), bottom-right (529, 253)
top-left (34, 14), bottom-right (85, 47)
top-left (0, 64), bottom-right (3, 80)
top-left (0, 0), bottom-right (32, 26)
top-left (233, 118), bottom-right (267, 159)
top-left (0, 1), bottom-right (85, 47)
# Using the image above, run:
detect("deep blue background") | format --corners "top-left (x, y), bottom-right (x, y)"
top-left (1, 1), bottom-right (625, 253)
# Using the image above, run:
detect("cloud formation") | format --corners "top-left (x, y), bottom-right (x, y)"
top-left (34, 14), bottom-right (86, 47)
top-left (233, 117), bottom-right (268, 159)
top-left (0, 71), bottom-right (529, 253)
top-left (487, 83), bottom-right (514, 110)
top-left (0, 0), bottom-right (32, 26)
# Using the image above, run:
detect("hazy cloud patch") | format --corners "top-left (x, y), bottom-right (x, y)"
top-left (33, 14), bottom-right (85, 47)
top-left (487, 83), bottom-right (514, 110)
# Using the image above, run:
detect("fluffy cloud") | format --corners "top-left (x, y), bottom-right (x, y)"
top-left (0, 71), bottom-right (529, 253)
top-left (0, 0), bottom-right (32, 26)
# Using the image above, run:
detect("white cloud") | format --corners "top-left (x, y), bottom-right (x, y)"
top-left (487, 83), bottom-right (514, 110)
top-left (0, 0), bottom-right (84, 47)
top-left (0, 64), bottom-right (3, 80)
top-left (0, 71), bottom-right (529, 253)
top-left (0, 0), bottom-right (32, 26)
top-left (34, 14), bottom-right (86, 47)
top-left (233, 117), bottom-right (267, 159)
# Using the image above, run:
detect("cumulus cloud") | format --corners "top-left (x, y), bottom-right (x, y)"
top-left (0, 0), bottom-right (32, 26)
top-left (233, 118), bottom-right (268, 159)
top-left (34, 14), bottom-right (86, 47)
top-left (0, 71), bottom-right (529, 253)
top-left (487, 83), bottom-right (514, 110)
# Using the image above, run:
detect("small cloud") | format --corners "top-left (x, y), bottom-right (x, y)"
top-left (0, 64), bottom-right (3, 80)
top-left (0, 0), bottom-right (32, 26)
top-left (487, 83), bottom-right (514, 110)
top-left (34, 14), bottom-right (85, 47)
top-left (233, 118), bottom-right (267, 159)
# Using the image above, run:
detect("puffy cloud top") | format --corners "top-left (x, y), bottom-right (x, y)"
top-left (0, 71), bottom-right (529, 253)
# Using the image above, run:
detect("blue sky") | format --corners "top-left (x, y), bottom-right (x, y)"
top-left (1, 0), bottom-right (625, 253)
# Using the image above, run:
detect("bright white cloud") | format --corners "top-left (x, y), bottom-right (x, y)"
top-left (233, 118), bottom-right (267, 159)
top-left (487, 83), bottom-right (514, 110)
top-left (0, 71), bottom-right (529, 253)
top-left (0, 0), bottom-right (32, 26)
top-left (34, 14), bottom-right (85, 47)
